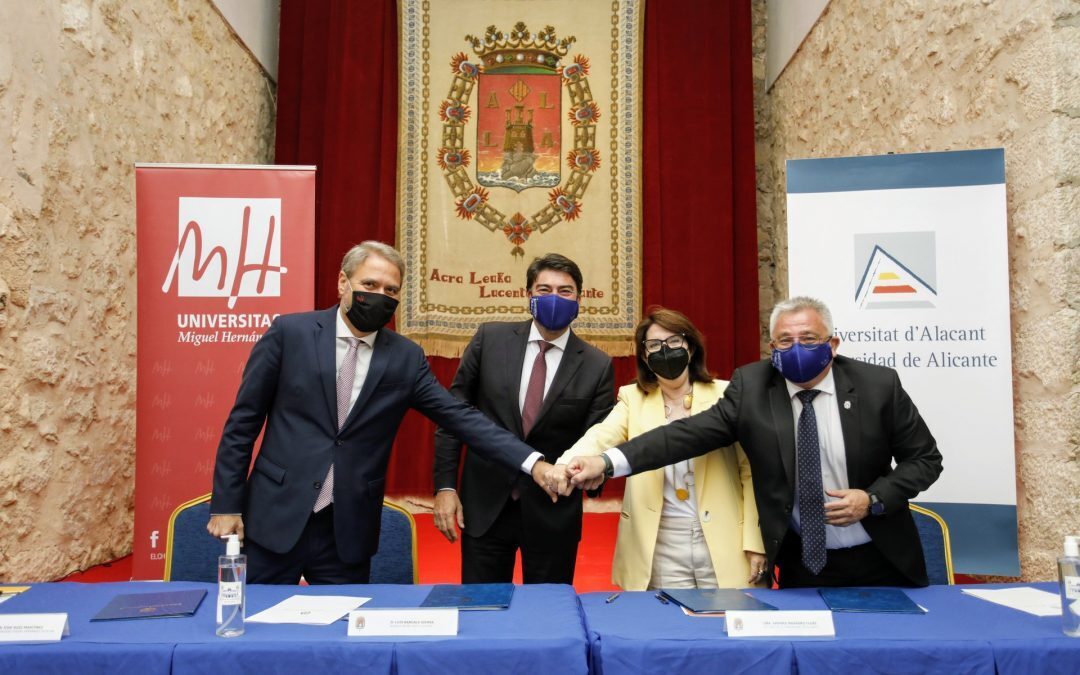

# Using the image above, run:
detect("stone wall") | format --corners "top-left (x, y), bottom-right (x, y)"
top-left (753, 0), bottom-right (1079, 580)
top-left (0, 0), bottom-right (275, 581)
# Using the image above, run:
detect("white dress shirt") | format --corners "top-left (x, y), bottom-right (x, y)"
top-left (786, 369), bottom-right (871, 549)
top-left (436, 321), bottom-right (553, 492)
top-left (661, 458), bottom-right (699, 518)
top-left (517, 322), bottom-right (570, 413)
top-left (212, 312), bottom-right (376, 517)
top-left (335, 311), bottom-right (377, 410)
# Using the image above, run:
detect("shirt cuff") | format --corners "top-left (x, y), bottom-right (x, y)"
top-left (436, 487), bottom-right (457, 493)
top-left (606, 448), bottom-right (631, 478)
top-left (521, 451), bottom-right (545, 474)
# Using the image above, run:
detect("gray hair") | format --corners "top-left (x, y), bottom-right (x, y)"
top-left (340, 241), bottom-right (406, 279)
top-left (768, 296), bottom-right (834, 336)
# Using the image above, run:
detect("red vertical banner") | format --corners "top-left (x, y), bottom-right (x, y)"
top-left (134, 165), bottom-right (316, 580)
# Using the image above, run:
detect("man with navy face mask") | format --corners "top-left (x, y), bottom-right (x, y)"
top-left (433, 253), bottom-right (615, 584)
top-left (565, 296), bottom-right (943, 588)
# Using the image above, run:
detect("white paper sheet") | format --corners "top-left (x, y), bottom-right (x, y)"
top-left (246, 595), bottom-right (371, 625)
top-left (961, 587), bottom-right (1061, 617)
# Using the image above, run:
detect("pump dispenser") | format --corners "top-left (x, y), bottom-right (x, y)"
top-left (1059, 535), bottom-right (1080, 637)
top-left (216, 534), bottom-right (246, 637)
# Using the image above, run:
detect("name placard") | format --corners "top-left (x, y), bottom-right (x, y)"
top-left (347, 608), bottom-right (458, 636)
top-left (0, 614), bottom-right (70, 642)
top-left (726, 610), bottom-right (835, 638)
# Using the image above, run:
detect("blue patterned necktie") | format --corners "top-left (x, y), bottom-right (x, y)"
top-left (796, 389), bottom-right (826, 575)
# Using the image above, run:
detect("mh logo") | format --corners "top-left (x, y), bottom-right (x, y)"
top-left (162, 198), bottom-right (287, 309)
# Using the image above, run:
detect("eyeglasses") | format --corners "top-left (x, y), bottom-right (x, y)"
top-left (771, 335), bottom-right (830, 351)
top-left (642, 334), bottom-right (687, 354)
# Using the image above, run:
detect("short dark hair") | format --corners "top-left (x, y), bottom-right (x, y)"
top-left (634, 306), bottom-right (714, 392)
top-left (525, 253), bottom-right (583, 293)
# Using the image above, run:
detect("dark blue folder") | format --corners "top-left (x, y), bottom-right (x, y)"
top-left (658, 589), bottom-right (777, 614)
top-left (420, 583), bottom-right (514, 610)
top-left (91, 589), bottom-right (207, 621)
top-left (819, 587), bottom-right (926, 614)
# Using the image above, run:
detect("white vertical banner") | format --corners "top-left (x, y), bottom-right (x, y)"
top-left (786, 149), bottom-right (1017, 575)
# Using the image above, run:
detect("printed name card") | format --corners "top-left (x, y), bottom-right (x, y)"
top-left (726, 610), bottom-right (835, 638)
top-left (0, 614), bottom-right (70, 642)
top-left (348, 608), bottom-right (458, 636)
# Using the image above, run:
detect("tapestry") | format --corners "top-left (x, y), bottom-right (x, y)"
top-left (396, 0), bottom-right (644, 356)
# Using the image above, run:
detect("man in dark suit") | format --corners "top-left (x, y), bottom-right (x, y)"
top-left (432, 253), bottom-right (615, 584)
top-left (207, 241), bottom-right (560, 584)
top-left (564, 296), bottom-right (943, 588)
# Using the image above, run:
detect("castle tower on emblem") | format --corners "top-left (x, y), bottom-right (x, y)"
top-left (501, 105), bottom-right (537, 181)
top-left (472, 25), bottom-right (566, 193)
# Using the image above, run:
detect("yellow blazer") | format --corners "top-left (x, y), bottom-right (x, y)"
top-left (558, 380), bottom-right (765, 590)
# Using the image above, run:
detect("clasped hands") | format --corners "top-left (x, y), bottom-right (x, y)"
top-left (531, 455), bottom-right (610, 501)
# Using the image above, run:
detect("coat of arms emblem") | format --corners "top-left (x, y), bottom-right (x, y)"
top-left (437, 23), bottom-right (601, 257)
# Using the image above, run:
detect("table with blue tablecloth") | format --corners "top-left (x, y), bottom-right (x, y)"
top-left (581, 582), bottom-right (1080, 675)
top-left (0, 581), bottom-right (588, 675)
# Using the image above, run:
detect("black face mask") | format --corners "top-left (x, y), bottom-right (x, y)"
top-left (345, 290), bottom-right (399, 333)
top-left (646, 345), bottom-right (690, 381)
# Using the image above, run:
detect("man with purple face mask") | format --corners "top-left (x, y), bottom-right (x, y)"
top-left (565, 296), bottom-right (943, 588)
top-left (433, 253), bottom-right (615, 584)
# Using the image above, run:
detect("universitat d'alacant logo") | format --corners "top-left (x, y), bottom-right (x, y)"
top-left (854, 232), bottom-right (937, 310)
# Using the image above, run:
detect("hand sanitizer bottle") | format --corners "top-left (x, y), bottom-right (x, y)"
top-left (216, 534), bottom-right (246, 637)
top-left (1059, 535), bottom-right (1080, 637)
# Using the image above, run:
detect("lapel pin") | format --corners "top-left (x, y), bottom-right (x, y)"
top-left (844, 401), bottom-right (852, 410)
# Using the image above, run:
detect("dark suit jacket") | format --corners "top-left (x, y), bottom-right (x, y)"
top-left (617, 355), bottom-right (943, 586)
top-left (433, 321), bottom-right (615, 544)
top-left (210, 307), bottom-right (536, 565)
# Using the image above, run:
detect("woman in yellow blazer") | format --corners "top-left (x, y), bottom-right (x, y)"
top-left (558, 307), bottom-right (767, 590)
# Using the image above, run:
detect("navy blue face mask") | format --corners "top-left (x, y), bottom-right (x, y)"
top-left (529, 294), bottom-right (579, 331)
top-left (770, 340), bottom-right (833, 384)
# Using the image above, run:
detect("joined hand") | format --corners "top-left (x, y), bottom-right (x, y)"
top-left (531, 460), bottom-right (565, 502)
top-left (567, 455), bottom-right (607, 490)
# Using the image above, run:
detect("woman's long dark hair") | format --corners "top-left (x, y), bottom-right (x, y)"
top-left (634, 306), bottom-right (714, 392)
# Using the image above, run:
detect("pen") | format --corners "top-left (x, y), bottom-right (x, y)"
top-left (605, 592), bottom-right (620, 604)
top-left (654, 592), bottom-right (669, 605)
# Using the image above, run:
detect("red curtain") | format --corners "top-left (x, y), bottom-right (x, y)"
top-left (275, 0), bottom-right (758, 495)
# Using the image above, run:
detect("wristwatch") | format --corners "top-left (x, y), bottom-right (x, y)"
top-left (867, 492), bottom-right (885, 516)
top-left (600, 453), bottom-right (615, 478)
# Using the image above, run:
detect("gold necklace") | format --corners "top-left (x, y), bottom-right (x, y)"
top-left (662, 385), bottom-right (693, 417)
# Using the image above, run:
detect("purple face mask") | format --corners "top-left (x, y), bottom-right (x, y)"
top-left (770, 340), bottom-right (833, 383)
top-left (529, 294), bottom-right (579, 331)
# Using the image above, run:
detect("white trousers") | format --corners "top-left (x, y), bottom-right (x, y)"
top-left (647, 516), bottom-right (719, 590)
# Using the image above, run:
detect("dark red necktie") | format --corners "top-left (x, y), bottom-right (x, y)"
top-left (521, 341), bottom-right (554, 438)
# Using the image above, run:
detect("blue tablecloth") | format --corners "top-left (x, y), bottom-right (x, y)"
top-left (581, 583), bottom-right (1080, 675)
top-left (0, 581), bottom-right (588, 675)
top-left (5, 580), bottom-right (1078, 674)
